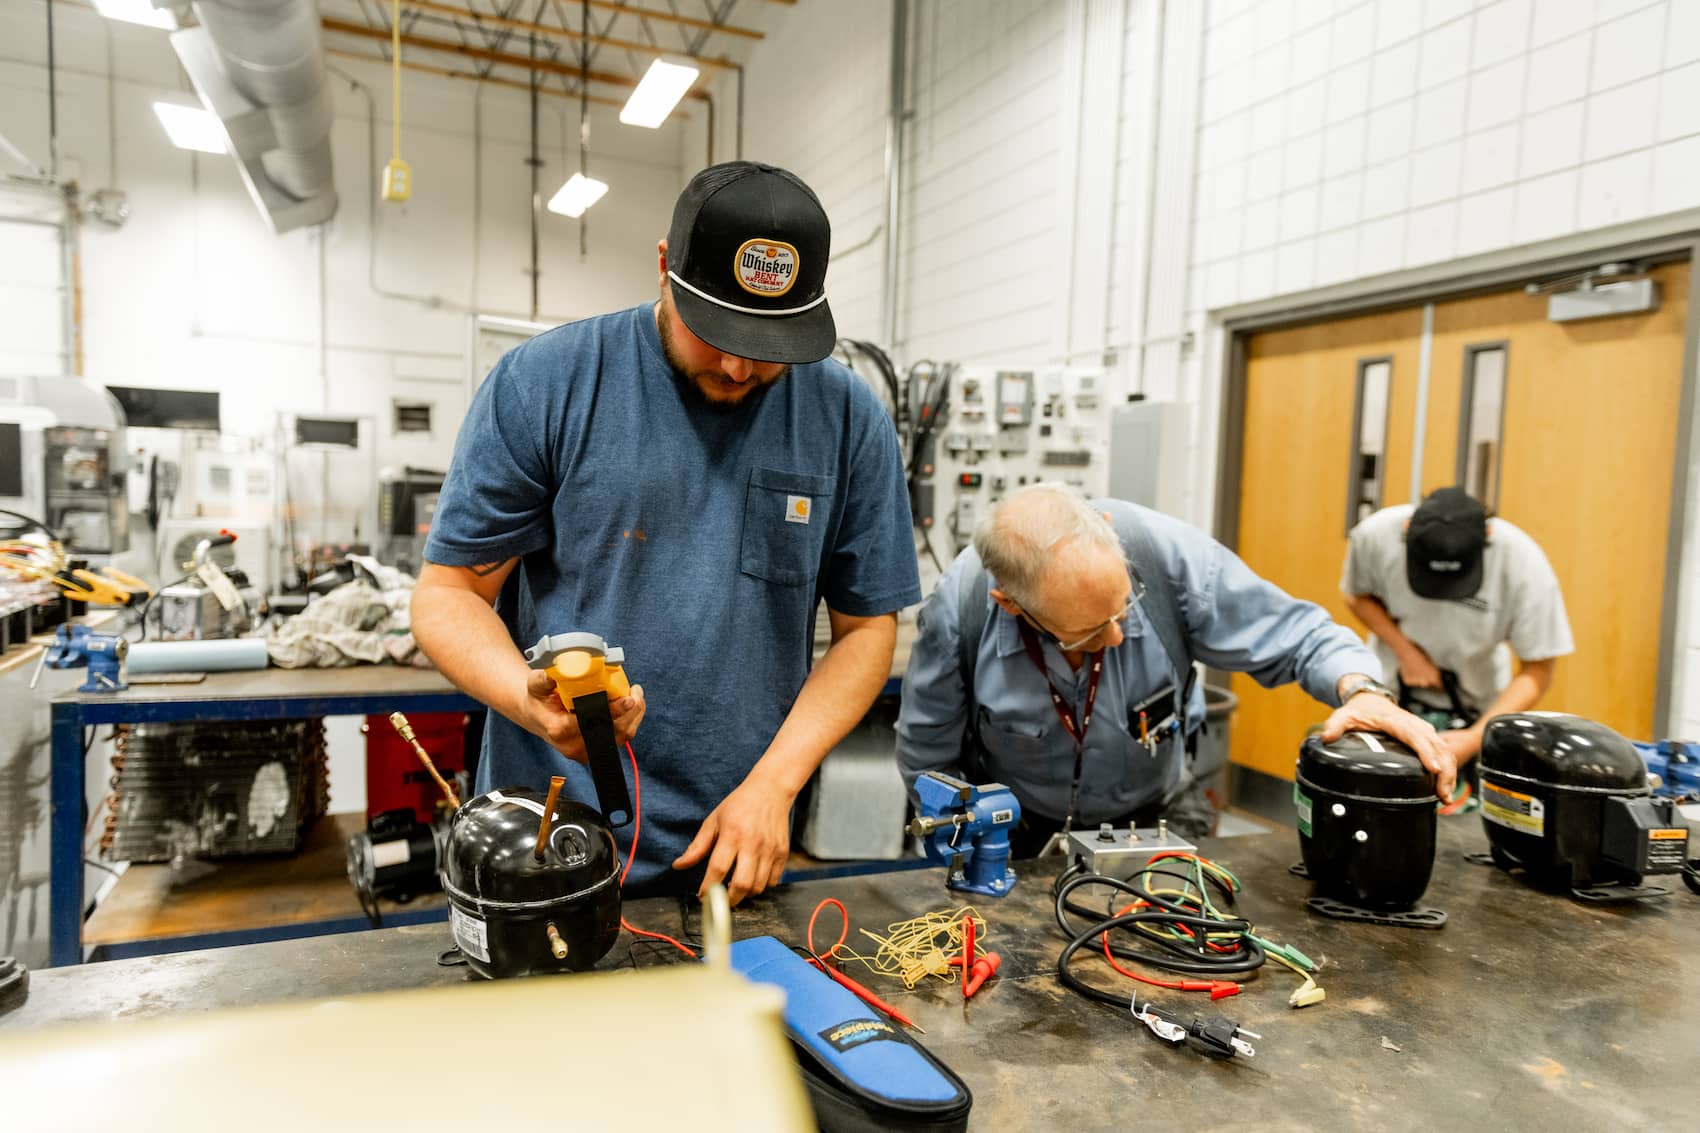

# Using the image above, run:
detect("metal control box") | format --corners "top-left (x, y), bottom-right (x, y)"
top-left (1067, 823), bottom-right (1197, 880)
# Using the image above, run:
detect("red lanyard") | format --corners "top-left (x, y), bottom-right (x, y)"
top-left (1016, 620), bottom-right (1105, 828)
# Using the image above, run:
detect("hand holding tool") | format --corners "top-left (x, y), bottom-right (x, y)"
top-left (523, 632), bottom-right (634, 827)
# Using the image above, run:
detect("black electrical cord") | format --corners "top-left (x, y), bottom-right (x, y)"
top-left (125, 573), bottom-right (193, 642)
top-left (1052, 863), bottom-right (1265, 1059)
top-left (1055, 871), bottom-right (1264, 977)
top-left (0, 507), bottom-right (60, 539)
top-left (917, 531), bottom-right (945, 576)
top-left (837, 339), bottom-right (904, 425)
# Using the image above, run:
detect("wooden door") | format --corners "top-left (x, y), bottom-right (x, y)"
top-left (1230, 261), bottom-right (1689, 782)
top-left (1230, 309), bottom-right (1424, 780)
top-left (1418, 262), bottom-right (1690, 739)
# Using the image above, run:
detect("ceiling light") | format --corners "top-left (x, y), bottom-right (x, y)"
top-left (152, 102), bottom-right (228, 154)
top-left (546, 173), bottom-right (609, 218)
top-left (619, 59), bottom-right (700, 129)
top-left (92, 0), bottom-right (177, 30)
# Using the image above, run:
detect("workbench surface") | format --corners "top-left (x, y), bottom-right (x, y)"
top-left (7, 820), bottom-right (1696, 1129)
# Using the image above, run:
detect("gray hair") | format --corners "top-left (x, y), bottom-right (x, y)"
top-left (972, 482), bottom-right (1120, 605)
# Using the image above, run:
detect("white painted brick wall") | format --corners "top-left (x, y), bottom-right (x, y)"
top-left (1194, 0), bottom-right (1700, 311)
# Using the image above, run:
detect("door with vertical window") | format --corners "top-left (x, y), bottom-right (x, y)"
top-left (1230, 261), bottom-right (1689, 783)
top-left (1230, 309), bottom-right (1424, 781)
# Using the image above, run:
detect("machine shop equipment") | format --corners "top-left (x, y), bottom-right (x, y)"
top-left (376, 466), bottom-right (443, 574)
top-left (0, 376), bottom-right (130, 558)
top-left (907, 771), bottom-right (1020, 897)
top-left (1293, 731), bottom-right (1446, 927)
top-left (152, 530), bottom-right (264, 641)
top-left (1478, 713), bottom-right (1692, 902)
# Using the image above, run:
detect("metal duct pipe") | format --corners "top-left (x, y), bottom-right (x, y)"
top-left (880, 0), bottom-right (909, 352)
top-left (192, 0), bottom-right (334, 202)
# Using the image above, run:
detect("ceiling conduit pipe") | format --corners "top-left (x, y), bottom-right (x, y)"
top-left (174, 0), bottom-right (338, 232)
top-left (879, 0), bottom-right (910, 353)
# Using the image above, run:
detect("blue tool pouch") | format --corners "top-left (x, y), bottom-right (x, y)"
top-left (729, 935), bottom-right (972, 1133)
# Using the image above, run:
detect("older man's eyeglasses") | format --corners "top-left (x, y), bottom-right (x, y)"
top-left (1017, 570), bottom-right (1147, 653)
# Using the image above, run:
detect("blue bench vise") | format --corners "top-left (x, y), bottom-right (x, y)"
top-left (32, 624), bottom-right (128, 693)
top-left (907, 771), bottom-right (1020, 898)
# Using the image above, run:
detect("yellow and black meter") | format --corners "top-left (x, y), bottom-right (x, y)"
top-left (523, 632), bottom-right (634, 827)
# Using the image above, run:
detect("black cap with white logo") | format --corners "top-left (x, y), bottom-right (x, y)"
top-left (664, 161), bottom-right (836, 365)
top-left (1406, 487), bottom-right (1487, 600)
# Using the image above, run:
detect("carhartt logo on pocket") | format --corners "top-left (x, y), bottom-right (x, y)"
top-left (786, 495), bottom-right (810, 524)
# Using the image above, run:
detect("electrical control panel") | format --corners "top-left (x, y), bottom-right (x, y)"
top-left (919, 366), bottom-right (1113, 566)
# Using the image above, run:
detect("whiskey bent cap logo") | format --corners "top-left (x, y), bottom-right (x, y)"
top-left (735, 238), bottom-right (800, 297)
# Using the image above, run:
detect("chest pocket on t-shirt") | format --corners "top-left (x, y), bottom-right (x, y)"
top-left (740, 468), bottom-right (834, 586)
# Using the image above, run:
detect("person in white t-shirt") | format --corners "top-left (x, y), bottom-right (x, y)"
top-left (1341, 487), bottom-right (1574, 777)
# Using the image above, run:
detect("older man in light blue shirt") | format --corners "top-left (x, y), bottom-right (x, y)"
top-left (897, 484), bottom-right (1453, 856)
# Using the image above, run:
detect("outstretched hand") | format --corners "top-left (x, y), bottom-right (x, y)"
top-left (1320, 692), bottom-right (1457, 800)
top-left (672, 775), bottom-right (794, 906)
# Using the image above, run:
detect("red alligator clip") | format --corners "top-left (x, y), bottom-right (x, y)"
top-left (947, 951), bottom-right (1001, 998)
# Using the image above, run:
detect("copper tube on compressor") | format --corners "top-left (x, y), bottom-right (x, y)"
top-left (388, 711), bottom-right (461, 808)
top-left (534, 775), bottom-right (566, 862)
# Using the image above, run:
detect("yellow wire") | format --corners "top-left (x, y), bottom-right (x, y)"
top-left (832, 907), bottom-right (987, 990)
top-left (390, 0), bottom-right (402, 161)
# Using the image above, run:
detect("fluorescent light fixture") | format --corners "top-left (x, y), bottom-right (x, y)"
top-left (152, 101), bottom-right (228, 154)
top-left (92, 0), bottom-right (176, 29)
top-left (619, 59), bottom-right (700, 128)
top-left (547, 172), bottom-right (609, 218)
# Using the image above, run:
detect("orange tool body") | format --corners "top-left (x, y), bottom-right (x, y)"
top-left (523, 632), bottom-right (635, 827)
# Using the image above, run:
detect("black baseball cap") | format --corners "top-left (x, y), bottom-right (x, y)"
top-left (1406, 487), bottom-right (1487, 600)
top-left (664, 161), bottom-right (836, 365)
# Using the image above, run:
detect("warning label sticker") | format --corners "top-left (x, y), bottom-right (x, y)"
top-left (450, 906), bottom-right (490, 963)
top-left (1647, 828), bottom-right (1690, 870)
top-left (1293, 784), bottom-right (1313, 838)
top-left (1482, 781), bottom-right (1545, 836)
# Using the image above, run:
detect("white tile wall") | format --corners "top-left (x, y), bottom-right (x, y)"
top-left (1455, 185), bottom-right (1516, 254)
top-left (1525, 32), bottom-right (1592, 113)
top-left (1589, 4), bottom-right (1666, 89)
top-left (1650, 135), bottom-right (1700, 214)
top-left (1577, 148), bottom-right (1653, 227)
top-left (1461, 123), bottom-right (1521, 193)
top-left (1520, 101), bottom-right (1586, 177)
top-left (1466, 57), bottom-right (1525, 131)
top-left (1510, 167), bottom-right (1579, 241)
top-left (1656, 63), bottom-right (1700, 142)
top-left (1530, 0), bottom-right (1595, 48)
top-left (1671, 1), bottom-right (1700, 67)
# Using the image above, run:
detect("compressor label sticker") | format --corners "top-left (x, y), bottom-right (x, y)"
top-left (1293, 784), bottom-right (1313, 838)
top-left (819, 1018), bottom-right (898, 1053)
top-left (1481, 782), bottom-right (1545, 836)
top-left (1647, 828), bottom-right (1690, 871)
top-left (449, 906), bottom-right (490, 963)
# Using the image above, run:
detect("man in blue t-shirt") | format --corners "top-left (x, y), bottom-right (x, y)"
top-left (414, 162), bottom-right (921, 904)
